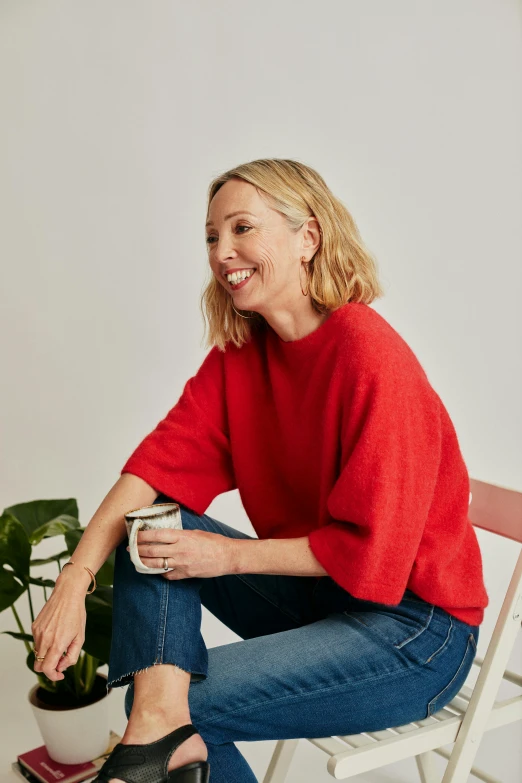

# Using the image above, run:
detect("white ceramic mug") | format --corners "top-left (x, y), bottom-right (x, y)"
top-left (124, 502), bottom-right (183, 574)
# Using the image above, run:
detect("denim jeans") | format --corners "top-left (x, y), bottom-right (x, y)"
top-left (107, 495), bottom-right (479, 783)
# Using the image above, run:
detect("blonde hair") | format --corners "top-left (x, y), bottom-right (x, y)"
top-left (200, 158), bottom-right (385, 351)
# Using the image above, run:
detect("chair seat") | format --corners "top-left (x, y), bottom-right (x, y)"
top-left (272, 658), bottom-right (522, 780)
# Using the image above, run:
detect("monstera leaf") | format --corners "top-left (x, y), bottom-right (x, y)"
top-left (4, 499), bottom-right (80, 546)
top-left (0, 513), bottom-right (30, 611)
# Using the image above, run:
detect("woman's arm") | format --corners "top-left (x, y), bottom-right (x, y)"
top-left (54, 473), bottom-right (159, 595)
top-left (230, 536), bottom-right (329, 577)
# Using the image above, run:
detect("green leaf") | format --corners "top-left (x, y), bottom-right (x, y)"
top-left (94, 555), bottom-right (115, 587)
top-left (1, 630), bottom-right (33, 642)
top-left (84, 585), bottom-right (113, 663)
top-left (29, 515), bottom-right (81, 546)
top-left (28, 576), bottom-right (56, 588)
top-left (0, 513), bottom-right (30, 576)
top-left (0, 573), bottom-right (26, 612)
top-left (3, 499), bottom-right (80, 542)
top-left (83, 654), bottom-right (100, 694)
top-left (0, 570), bottom-right (25, 601)
top-left (64, 528), bottom-right (83, 553)
top-left (0, 514), bottom-right (30, 611)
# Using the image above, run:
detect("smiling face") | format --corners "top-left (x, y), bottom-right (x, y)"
top-left (205, 178), bottom-right (319, 319)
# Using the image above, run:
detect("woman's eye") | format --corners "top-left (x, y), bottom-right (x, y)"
top-left (206, 225), bottom-right (251, 244)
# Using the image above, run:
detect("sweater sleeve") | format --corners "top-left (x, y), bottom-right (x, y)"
top-left (308, 356), bottom-right (442, 606)
top-left (120, 346), bottom-right (236, 515)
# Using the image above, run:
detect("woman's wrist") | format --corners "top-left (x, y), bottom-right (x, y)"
top-left (55, 562), bottom-right (95, 594)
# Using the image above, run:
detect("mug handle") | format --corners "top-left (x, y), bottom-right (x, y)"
top-left (128, 519), bottom-right (153, 573)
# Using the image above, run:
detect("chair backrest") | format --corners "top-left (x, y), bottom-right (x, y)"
top-left (442, 478), bottom-right (522, 780)
top-left (467, 477), bottom-right (522, 649)
top-left (469, 477), bottom-right (522, 544)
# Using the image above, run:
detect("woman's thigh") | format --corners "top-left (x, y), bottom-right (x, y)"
top-left (125, 602), bottom-right (477, 743)
top-left (194, 610), bottom-right (478, 742)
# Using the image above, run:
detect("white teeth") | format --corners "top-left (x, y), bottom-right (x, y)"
top-left (226, 269), bottom-right (256, 284)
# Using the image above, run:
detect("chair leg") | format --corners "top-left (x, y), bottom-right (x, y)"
top-left (415, 751), bottom-right (441, 783)
top-left (262, 739), bottom-right (300, 783)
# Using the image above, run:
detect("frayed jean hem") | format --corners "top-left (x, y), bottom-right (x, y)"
top-left (106, 660), bottom-right (208, 692)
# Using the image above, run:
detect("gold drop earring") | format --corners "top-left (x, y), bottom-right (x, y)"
top-left (300, 256), bottom-right (310, 297)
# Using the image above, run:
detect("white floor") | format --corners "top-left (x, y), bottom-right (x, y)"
top-left (2, 601), bottom-right (521, 783)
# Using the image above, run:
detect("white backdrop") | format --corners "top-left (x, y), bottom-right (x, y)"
top-left (1, 1), bottom-right (521, 780)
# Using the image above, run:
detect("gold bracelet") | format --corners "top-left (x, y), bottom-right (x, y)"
top-left (61, 560), bottom-right (97, 594)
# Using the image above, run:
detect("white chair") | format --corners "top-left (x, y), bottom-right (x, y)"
top-left (263, 478), bottom-right (522, 782)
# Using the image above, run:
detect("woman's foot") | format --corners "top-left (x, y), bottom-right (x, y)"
top-left (108, 711), bottom-right (208, 783)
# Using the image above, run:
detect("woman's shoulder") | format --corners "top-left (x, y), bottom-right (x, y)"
top-left (335, 303), bottom-right (433, 385)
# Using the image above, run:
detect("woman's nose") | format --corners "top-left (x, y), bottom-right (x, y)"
top-left (212, 232), bottom-right (239, 260)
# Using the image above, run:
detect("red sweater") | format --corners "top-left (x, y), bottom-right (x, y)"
top-left (121, 303), bottom-right (489, 626)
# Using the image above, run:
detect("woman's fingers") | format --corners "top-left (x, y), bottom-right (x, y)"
top-left (32, 644), bottom-right (48, 673)
top-left (57, 635), bottom-right (84, 672)
top-left (31, 596), bottom-right (87, 682)
top-left (127, 545), bottom-right (176, 569)
top-left (139, 556), bottom-right (175, 567)
top-left (32, 630), bottom-right (51, 672)
top-left (34, 641), bottom-right (67, 680)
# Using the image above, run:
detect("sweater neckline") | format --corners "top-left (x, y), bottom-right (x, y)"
top-left (267, 303), bottom-right (350, 353)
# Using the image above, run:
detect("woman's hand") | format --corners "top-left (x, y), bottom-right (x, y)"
top-left (128, 528), bottom-right (236, 579)
top-left (31, 583), bottom-right (87, 682)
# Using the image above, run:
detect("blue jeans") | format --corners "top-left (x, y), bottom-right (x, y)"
top-left (107, 496), bottom-right (479, 783)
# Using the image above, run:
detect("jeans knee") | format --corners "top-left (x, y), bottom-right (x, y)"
top-left (179, 507), bottom-right (207, 532)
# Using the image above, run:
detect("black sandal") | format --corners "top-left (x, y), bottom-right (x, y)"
top-left (93, 723), bottom-right (209, 783)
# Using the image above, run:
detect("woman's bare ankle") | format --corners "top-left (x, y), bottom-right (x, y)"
top-left (125, 707), bottom-right (191, 737)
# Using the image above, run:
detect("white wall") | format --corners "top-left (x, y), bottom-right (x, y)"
top-left (1, 1), bottom-right (521, 780)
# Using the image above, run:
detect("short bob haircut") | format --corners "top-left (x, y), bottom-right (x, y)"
top-left (200, 158), bottom-right (385, 351)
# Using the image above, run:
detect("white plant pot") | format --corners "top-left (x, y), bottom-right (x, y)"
top-left (28, 673), bottom-right (112, 764)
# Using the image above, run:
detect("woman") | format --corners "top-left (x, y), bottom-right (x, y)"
top-left (31, 159), bottom-right (489, 783)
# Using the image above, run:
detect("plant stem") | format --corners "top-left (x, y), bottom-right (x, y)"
top-left (27, 584), bottom-right (35, 624)
top-left (83, 654), bottom-right (93, 695)
top-left (73, 654), bottom-right (83, 697)
top-left (11, 604), bottom-right (32, 655)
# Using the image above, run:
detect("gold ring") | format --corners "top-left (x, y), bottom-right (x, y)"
top-left (36, 656), bottom-right (46, 660)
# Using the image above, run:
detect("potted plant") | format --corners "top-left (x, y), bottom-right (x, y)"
top-left (0, 497), bottom-right (115, 764)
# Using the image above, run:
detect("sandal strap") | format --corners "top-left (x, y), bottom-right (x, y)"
top-left (95, 724), bottom-right (198, 783)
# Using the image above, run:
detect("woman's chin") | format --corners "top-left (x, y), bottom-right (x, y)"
top-left (234, 295), bottom-right (259, 313)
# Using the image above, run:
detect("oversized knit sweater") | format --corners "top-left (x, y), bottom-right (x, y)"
top-left (121, 302), bottom-right (489, 626)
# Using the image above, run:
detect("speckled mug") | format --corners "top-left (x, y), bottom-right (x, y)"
top-left (124, 502), bottom-right (182, 574)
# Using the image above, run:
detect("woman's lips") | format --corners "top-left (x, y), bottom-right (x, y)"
top-left (228, 270), bottom-right (257, 291)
